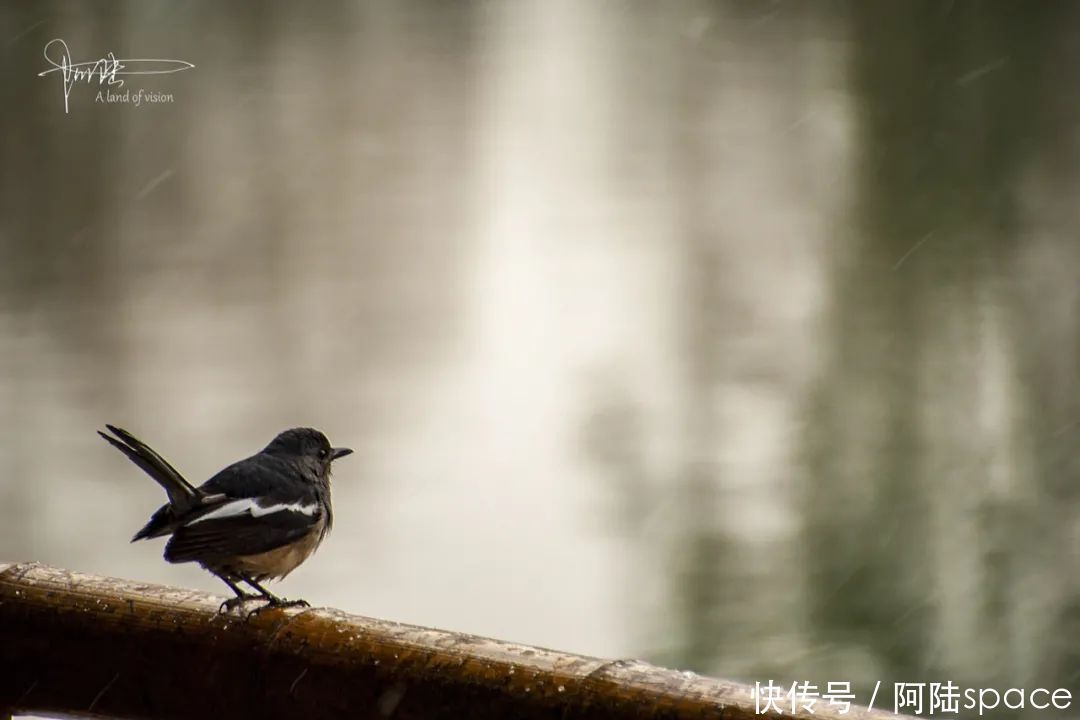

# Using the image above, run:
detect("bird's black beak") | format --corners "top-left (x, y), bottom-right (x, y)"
top-left (331, 447), bottom-right (354, 461)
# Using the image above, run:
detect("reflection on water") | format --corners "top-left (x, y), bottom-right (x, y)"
top-left (2, 1), bottom-right (1080, 714)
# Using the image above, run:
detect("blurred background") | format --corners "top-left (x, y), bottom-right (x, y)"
top-left (2, 1), bottom-right (1080, 717)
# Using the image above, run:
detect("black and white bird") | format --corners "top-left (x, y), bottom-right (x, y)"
top-left (99, 424), bottom-right (353, 610)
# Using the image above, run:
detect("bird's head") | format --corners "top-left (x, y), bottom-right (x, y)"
top-left (263, 427), bottom-right (353, 478)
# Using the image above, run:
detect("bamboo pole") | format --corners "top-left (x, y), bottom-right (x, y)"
top-left (0, 562), bottom-right (899, 720)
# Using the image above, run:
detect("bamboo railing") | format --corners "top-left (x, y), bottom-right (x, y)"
top-left (0, 562), bottom-right (900, 720)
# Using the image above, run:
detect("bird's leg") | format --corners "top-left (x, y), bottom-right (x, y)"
top-left (214, 572), bottom-right (259, 612)
top-left (241, 575), bottom-right (310, 609)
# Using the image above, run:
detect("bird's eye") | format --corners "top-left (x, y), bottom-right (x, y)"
top-left (318, 448), bottom-right (328, 460)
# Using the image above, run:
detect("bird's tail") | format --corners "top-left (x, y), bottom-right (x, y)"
top-left (99, 424), bottom-right (201, 524)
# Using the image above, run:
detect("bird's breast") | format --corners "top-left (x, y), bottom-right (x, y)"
top-left (231, 515), bottom-right (326, 581)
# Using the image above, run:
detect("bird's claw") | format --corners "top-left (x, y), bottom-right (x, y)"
top-left (241, 597), bottom-right (311, 617)
top-left (268, 597), bottom-right (310, 609)
top-left (219, 595), bottom-right (259, 613)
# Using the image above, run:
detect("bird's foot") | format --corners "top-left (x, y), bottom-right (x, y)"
top-left (219, 594), bottom-right (260, 613)
top-left (243, 597), bottom-right (309, 618)
top-left (266, 596), bottom-right (310, 609)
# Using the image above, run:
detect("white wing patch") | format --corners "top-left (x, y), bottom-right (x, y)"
top-left (188, 498), bottom-right (319, 525)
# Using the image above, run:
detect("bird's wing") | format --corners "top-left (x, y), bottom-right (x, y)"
top-left (164, 496), bottom-right (323, 564)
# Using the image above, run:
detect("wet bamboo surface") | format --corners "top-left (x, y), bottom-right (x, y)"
top-left (0, 562), bottom-right (900, 720)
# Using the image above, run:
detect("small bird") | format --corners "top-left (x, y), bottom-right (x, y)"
top-left (99, 424), bottom-right (353, 611)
